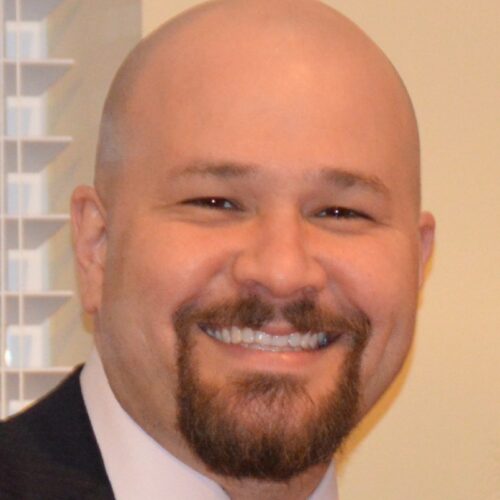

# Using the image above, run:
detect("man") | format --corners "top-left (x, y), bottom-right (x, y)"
top-left (0, 0), bottom-right (435, 498)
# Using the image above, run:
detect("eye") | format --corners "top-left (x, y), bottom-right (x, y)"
top-left (182, 197), bottom-right (240, 210)
top-left (316, 206), bottom-right (372, 220)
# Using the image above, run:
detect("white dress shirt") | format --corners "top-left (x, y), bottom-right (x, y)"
top-left (81, 350), bottom-right (338, 499)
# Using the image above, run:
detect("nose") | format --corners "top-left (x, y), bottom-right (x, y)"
top-left (231, 211), bottom-right (328, 299)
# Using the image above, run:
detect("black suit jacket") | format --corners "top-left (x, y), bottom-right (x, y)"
top-left (0, 367), bottom-right (115, 500)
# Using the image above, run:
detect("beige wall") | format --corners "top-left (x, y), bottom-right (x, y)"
top-left (142, 2), bottom-right (500, 499)
top-left (48, 0), bottom-right (142, 365)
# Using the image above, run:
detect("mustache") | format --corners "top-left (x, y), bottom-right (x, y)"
top-left (174, 296), bottom-right (371, 349)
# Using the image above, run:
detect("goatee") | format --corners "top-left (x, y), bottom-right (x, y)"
top-left (174, 296), bottom-right (370, 481)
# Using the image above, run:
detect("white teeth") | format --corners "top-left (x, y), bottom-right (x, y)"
top-left (242, 327), bottom-right (255, 343)
top-left (204, 327), bottom-right (330, 352)
top-left (254, 331), bottom-right (266, 345)
top-left (288, 333), bottom-right (301, 348)
top-left (300, 333), bottom-right (311, 349)
top-left (222, 328), bottom-right (231, 343)
top-left (310, 333), bottom-right (318, 349)
top-left (231, 327), bottom-right (242, 344)
top-left (271, 335), bottom-right (288, 347)
top-left (261, 331), bottom-right (273, 346)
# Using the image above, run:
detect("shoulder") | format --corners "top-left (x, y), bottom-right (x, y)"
top-left (1, 366), bottom-right (85, 462)
top-left (0, 366), bottom-right (114, 499)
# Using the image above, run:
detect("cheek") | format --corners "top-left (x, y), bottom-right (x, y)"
top-left (142, 223), bottom-right (239, 308)
top-left (326, 231), bottom-right (420, 400)
top-left (97, 221), bottom-right (235, 408)
top-left (330, 230), bottom-right (420, 312)
top-left (102, 221), bottom-right (234, 335)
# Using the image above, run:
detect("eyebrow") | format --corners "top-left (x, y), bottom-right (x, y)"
top-left (314, 166), bottom-right (391, 198)
top-left (172, 161), bottom-right (258, 179)
top-left (172, 161), bottom-right (390, 197)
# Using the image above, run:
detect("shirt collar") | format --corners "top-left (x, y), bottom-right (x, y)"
top-left (81, 349), bottom-right (338, 500)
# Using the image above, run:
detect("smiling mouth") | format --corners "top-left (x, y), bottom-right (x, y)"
top-left (199, 325), bottom-right (340, 352)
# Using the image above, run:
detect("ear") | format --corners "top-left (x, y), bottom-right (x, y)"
top-left (71, 186), bottom-right (107, 314)
top-left (417, 211), bottom-right (436, 287)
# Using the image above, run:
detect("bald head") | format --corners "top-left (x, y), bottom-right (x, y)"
top-left (95, 0), bottom-right (420, 208)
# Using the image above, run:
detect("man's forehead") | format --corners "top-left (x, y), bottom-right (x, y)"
top-left (96, 0), bottom-right (420, 208)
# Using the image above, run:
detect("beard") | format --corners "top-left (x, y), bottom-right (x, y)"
top-left (174, 296), bottom-right (370, 482)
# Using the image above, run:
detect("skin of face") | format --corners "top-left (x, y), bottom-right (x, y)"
top-left (71, 1), bottom-right (435, 497)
